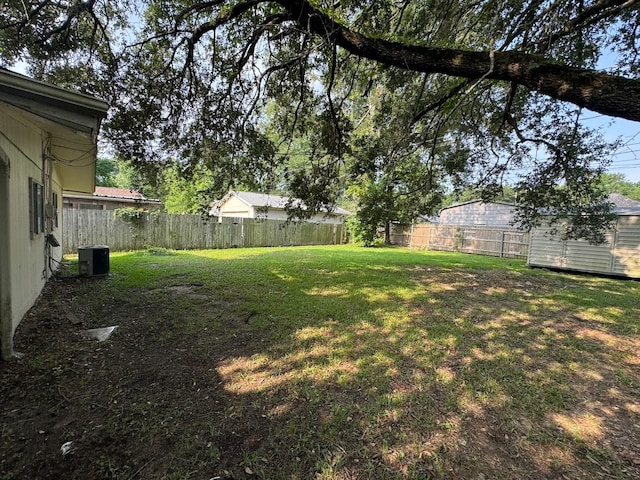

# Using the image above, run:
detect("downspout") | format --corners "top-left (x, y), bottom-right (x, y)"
top-left (0, 147), bottom-right (14, 360)
top-left (42, 134), bottom-right (53, 279)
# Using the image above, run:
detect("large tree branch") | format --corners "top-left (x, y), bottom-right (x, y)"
top-left (277, 0), bottom-right (640, 122)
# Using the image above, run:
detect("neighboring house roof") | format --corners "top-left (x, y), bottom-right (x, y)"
top-left (94, 186), bottom-right (146, 200)
top-left (0, 68), bottom-right (108, 194)
top-left (64, 186), bottom-right (162, 206)
top-left (217, 191), bottom-right (351, 216)
top-left (609, 193), bottom-right (640, 210)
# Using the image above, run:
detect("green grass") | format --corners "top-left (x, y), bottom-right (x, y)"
top-left (5, 245), bottom-right (640, 479)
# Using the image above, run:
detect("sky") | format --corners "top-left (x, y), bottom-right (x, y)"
top-left (581, 114), bottom-right (640, 182)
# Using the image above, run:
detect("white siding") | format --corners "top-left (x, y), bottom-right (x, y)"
top-left (528, 216), bottom-right (640, 278)
top-left (219, 196), bottom-right (251, 217)
top-left (563, 236), bottom-right (614, 272)
top-left (528, 229), bottom-right (566, 268)
top-left (0, 106), bottom-right (47, 338)
top-left (219, 195), bottom-right (345, 224)
top-left (611, 216), bottom-right (640, 277)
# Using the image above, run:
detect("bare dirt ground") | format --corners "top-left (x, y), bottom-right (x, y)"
top-left (1, 274), bottom-right (248, 480)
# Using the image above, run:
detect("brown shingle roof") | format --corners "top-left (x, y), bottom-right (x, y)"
top-left (94, 187), bottom-right (144, 200)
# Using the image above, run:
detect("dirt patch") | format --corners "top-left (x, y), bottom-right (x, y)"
top-left (0, 275), bottom-right (244, 479)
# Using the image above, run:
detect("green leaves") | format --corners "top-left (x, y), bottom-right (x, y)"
top-left (2, 0), bottom-right (637, 241)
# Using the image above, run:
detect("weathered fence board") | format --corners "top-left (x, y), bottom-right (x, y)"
top-left (63, 209), bottom-right (346, 254)
top-left (390, 223), bottom-right (529, 259)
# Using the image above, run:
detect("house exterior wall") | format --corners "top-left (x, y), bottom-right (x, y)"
top-left (0, 106), bottom-right (48, 344)
top-left (0, 143), bottom-right (11, 359)
top-left (250, 208), bottom-right (343, 224)
top-left (219, 196), bottom-right (252, 217)
top-left (438, 202), bottom-right (516, 227)
top-left (527, 215), bottom-right (640, 278)
top-left (50, 166), bottom-right (63, 265)
top-left (218, 198), bottom-right (343, 223)
top-left (1, 69), bottom-right (107, 359)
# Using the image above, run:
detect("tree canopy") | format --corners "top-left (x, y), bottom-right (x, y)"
top-left (2, 0), bottom-right (639, 241)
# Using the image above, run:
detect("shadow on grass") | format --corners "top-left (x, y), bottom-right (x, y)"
top-left (1, 246), bottom-right (639, 480)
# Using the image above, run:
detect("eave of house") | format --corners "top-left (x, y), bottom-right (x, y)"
top-left (0, 69), bottom-right (108, 194)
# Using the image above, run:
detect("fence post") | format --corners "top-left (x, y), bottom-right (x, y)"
top-left (409, 222), bottom-right (414, 248)
top-left (500, 231), bottom-right (505, 258)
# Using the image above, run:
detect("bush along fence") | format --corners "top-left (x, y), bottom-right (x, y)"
top-left (389, 223), bottom-right (530, 259)
top-left (63, 209), bottom-right (347, 254)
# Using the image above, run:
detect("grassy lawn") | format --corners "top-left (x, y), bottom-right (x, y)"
top-left (1, 245), bottom-right (639, 479)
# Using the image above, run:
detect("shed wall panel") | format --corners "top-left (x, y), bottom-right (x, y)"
top-left (612, 216), bottom-right (640, 276)
top-left (563, 240), bottom-right (613, 272)
top-left (527, 229), bottom-right (565, 268)
top-left (528, 216), bottom-right (640, 278)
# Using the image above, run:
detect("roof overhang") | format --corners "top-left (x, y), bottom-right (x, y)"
top-left (0, 69), bottom-right (108, 194)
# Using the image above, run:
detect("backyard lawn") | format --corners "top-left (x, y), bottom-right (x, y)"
top-left (1, 245), bottom-right (639, 479)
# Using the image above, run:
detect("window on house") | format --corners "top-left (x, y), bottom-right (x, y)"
top-left (29, 178), bottom-right (44, 237)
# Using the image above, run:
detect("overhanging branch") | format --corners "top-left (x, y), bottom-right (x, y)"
top-left (276, 0), bottom-right (640, 122)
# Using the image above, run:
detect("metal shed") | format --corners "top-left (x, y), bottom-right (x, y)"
top-left (527, 208), bottom-right (640, 278)
top-left (437, 200), bottom-right (516, 227)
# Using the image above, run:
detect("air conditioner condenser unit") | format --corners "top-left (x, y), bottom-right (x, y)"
top-left (78, 245), bottom-right (110, 277)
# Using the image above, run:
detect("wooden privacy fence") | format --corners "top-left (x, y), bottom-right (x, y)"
top-left (63, 209), bottom-right (346, 254)
top-left (390, 223), bottom-right (530, 259)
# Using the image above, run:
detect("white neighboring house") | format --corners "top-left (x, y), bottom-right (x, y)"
top-left (210, 191), bottom-right (350, 224)
top-left (0, 68), bottom-right (108, 360)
